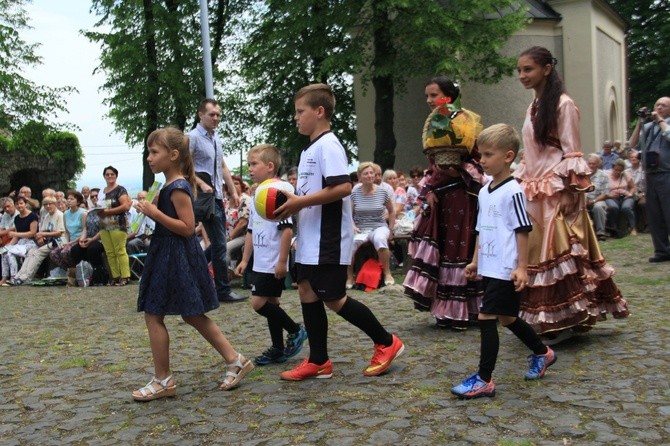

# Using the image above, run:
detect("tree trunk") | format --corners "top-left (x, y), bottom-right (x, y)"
top-left (371, 2), bottom-right (396, 171)
top-left (142, 0), bottom-right (158, 190)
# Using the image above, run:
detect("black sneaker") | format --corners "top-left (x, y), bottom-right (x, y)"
top-left (254, 347), bottom-right (287, 366)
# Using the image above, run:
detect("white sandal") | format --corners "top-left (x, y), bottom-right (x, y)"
top-left (132, 375), bottom-right (176, 402)
top-left (220, 354), bottom-right (254, 391)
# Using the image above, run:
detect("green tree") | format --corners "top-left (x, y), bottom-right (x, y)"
top-left (84, 0), bottom-right (251, 189)
top-left (240, 0), bottom-right (358, 169)
top-left (241, 0), bottom-right (528, 170)
top-left (0, 0), bottom-right (75, 131)
top-left (607, 0), bottom-right (670, 119)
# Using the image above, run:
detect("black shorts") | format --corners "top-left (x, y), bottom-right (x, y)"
top-left (296, 263), bottom-right (347, 302)
top-left (249, 271), bottom-right (285, 298)
top-left (480, 277), bottom-right (521, 317)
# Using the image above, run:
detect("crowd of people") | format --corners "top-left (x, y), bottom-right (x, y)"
top-left (3, 45), bottom-right (668, 403)
top-left (0, 179), bottom-right (145, 287)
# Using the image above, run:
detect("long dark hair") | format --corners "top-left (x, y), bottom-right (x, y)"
top-left (520, 46), bottom-right (565, 147)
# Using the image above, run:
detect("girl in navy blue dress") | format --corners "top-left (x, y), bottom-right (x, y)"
top-left (132, 127), bottom-right (253, 401)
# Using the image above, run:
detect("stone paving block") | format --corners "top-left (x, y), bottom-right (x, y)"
top-left (0, 235), bottom-right (667, 444)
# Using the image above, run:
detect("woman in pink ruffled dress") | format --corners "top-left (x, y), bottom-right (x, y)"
top-left (403, 76), bottom-right (486, 329)
top-left (514, 46), bottom-right (628, 341)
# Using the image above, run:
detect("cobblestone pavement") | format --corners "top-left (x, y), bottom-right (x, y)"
top-left (0, 234), bottom-right (668, 445)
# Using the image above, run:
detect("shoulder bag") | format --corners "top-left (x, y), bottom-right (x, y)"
top-left (194, 142), bottom-right (217, 222)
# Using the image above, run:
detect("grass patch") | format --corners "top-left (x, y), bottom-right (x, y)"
top-left (102, 363), bottom-right (127, 372)
top-left (498, 440), bottom-right (535, 446)
top-left (61, 357), bottom-right (90, 368)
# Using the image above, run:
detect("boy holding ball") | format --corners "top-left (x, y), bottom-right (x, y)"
top-left (273, 83), bottom-right (404, 380)
top-left (235, 144), bottom-right (307, 366)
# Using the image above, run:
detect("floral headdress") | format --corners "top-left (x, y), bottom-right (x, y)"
top-left (422, 96), bottom-right (482, 152)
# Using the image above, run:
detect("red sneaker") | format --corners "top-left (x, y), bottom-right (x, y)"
top-left (363, 334), bottom-right (405, 376)
top-left (279, 358), bottom-right (333, 381)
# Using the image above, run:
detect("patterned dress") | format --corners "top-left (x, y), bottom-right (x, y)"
top-left (137, 179), bottom-right (219, 316)
top-left (403, 161), bottom-right (485, 328)
top-left (513, 94), bottom-right (628, 334)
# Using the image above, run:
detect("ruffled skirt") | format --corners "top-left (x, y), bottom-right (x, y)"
top-left (403, 182), bottom-right (483, 328)
top-left (521, 194), bottom-right (628, 334)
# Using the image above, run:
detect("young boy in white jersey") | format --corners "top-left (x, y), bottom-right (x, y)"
top-left (235, 144), bottom-right (307, 365)
top-left (451, 123), bottom-right (556, 399)
top-left (273, 83), bottom-right (404, 381)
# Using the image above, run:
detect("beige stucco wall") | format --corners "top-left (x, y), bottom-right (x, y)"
top-left (354, 0), bottom-right (627, 172)
top-left (550, 0), bottom-right (627, 153)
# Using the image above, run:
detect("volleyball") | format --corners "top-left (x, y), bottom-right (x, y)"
top-left (254, 179), bottom-right (294, 221)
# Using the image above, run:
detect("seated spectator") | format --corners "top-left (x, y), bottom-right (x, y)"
top-left (0, 198), bottom-right (18, 246)
top-left (81, 186), bottom-right (92, 208)
top-left (397, 170), bottom-right (408, 191)
top-left (625, 150), bottom-right (646, 232)
top-left (8, 196), bottom-right (65, 285)
top-left (585, 154), bottom-right (609, 241)
top-left (613, 140), bottom-right (624, 157)
top-left (88, 188), bottom-right (100, 210)
top-left (69, 203), bottom-right (107, 285)
top-left (406, 165), bottom-right (423, 213)
top-left (50, 191), bottom-right (88, 271)
top-left (39, 188), bottom-right (56, 220)
top-left (382, 169), bottom-right (407, 215)
top-left (0, 198), bottom-right (19, 280)
top-left (126, 190), bottom-right (154, 255)
top-left (599, 140), bottom-right (619, 171)
top-left (286, 166), bottom-right (298, 190)
top-left (605, 159), bottom-right (637, 237)
top-left (382, 169), bottom-right (409, 267)
top-left (225, 175), bottom-right (250, 268)
top-left (56, 197), bottom-right (68, 213)
top-left (10, 186), bottom-right (40, 211)
top-left (347, 162), bottom-right (396, 289)
top-left (2, 196), bottom-right (38, 285)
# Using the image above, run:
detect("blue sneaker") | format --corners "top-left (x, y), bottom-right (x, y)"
top-left (254, 347), bottom-right (287, 366)
top-left (451, 373), bottom-right (496, 399)
top-left (525, 346), bottom-right (557, 380)
top-left (284, 324), bottom-right (307, 359)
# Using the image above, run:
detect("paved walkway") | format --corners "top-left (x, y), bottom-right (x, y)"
top-left (0, 234), bottom-right (668, 445)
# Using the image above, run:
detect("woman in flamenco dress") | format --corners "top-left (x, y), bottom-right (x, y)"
top-left (514, 46), bottom-right (628, 342)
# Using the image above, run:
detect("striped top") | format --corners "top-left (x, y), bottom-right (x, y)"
top-left (351, 185), bottom-right (391, 231)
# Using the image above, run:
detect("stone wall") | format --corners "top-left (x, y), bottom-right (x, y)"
top-left (0, 151), bottom-right (79, 196)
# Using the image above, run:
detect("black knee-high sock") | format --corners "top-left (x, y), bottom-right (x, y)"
top-left (256, 302), bottom-right (286, 349)
top-left (302, 301), bottom-right (329, 365)
top-left (505, 318), bottom-right (547, 355)
top-left (257, 302), bottom-right (300, 334)
top-left (478, 319), bottom-right (499, 383)
top-left (336, 297), bottom-right (393, 346)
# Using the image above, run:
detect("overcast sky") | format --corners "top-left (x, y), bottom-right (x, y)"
top-left (22, 0), bottom-right (241, 195)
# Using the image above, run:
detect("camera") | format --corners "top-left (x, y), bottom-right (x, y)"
top-left (637, 107), bottom-right (651, 120)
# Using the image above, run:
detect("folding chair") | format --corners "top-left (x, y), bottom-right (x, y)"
top-left (128, 253), bottom-right (147, 280)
